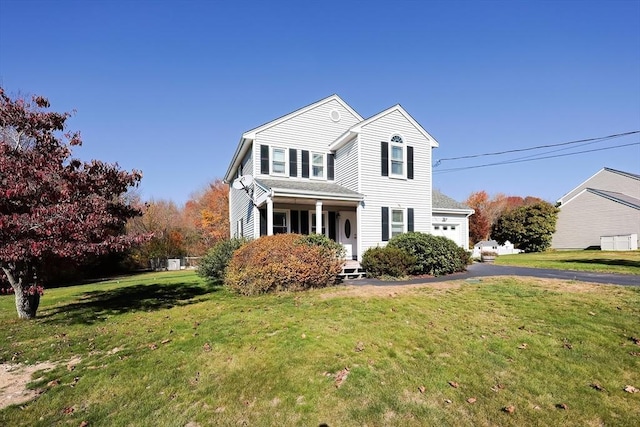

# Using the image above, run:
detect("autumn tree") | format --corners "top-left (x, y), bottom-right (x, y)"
top-left (0, 88), bottom-right (145, 318)
top-left (183, 179), bottom-right (229, 254)
top-left (491, 201), bottom-right (559, 252)
top-left (466, 191), bottom-right (546, 245)
top-left (126, 199), bottom-right (187, 269)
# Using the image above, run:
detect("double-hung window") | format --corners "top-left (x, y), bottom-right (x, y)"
top-left (312, 152), bottom-right (325, 179)
top-left (391, 209), bottom-right (404, 238)
top-left (390, 135), bottom-right (404, 177)
top-left (272, 148), bottom-right (286, 175)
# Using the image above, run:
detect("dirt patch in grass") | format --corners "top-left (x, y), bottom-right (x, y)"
top-left (321, 281), bottom-right (463, 299)
top-left (0, 356), bottom-right (81, 409)
top-left (0, 361), bottom-right (56, 409)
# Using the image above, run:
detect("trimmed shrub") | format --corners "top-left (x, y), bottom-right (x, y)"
top-left (224, 234), bottom-right (343, 295)
top-left (198, 237), bottom-right (248, 283)
top-left (361, 246), bottom-right (416, 279)
top-left (388, 232), bottom-right (468, 276)
top-left (298, 233), bottom-right (346, 259)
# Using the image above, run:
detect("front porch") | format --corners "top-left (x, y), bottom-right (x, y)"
top-left (254, 178), bottom-right (363, 261)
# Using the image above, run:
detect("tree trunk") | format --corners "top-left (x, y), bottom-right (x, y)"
top-left (1, 265), bottom-right (40, 319)
top-left (14, 285), bottom-right (40, 319)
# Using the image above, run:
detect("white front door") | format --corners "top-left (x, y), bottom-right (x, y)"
top-left (339, 211), bottom-right (357, 260)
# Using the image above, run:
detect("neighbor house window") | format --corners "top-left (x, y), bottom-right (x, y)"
top-left (391, 209), bottom-right (404, 237)
top-left (272, 148), bottom-right (286, 175)
top-left (390, 135), bottom-right (404, 177)
top-left (273, 211), bottom-right (288, 234)
top-left (312, 152), bottom-right (325, 179)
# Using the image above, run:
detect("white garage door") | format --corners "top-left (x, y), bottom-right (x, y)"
top-left (433, 223), bottom-right (461, 246)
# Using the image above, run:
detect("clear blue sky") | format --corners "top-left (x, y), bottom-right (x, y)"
top-left (1, 0), bottom-right (639, 206)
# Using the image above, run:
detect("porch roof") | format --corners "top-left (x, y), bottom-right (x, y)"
top-left (256, 178), bottom-right (364, 202)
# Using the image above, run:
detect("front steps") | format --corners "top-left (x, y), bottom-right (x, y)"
top-left (338, 260), bottom-right (367, 280)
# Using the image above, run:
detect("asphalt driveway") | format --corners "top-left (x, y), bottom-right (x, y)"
top-left (350, 262), bottom-right (640, 287)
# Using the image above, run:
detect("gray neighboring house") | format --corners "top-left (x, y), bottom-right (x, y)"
top-left (431, 189), bottom-right (474, 249)
top-left (551, 167), bottom-right (640, 250)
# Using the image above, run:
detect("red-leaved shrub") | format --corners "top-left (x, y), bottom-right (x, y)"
top-left (224, 234), bottom-right (343, 295)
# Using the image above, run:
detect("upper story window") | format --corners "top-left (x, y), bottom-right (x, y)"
top-left (312, 152), bottom-right (325, 179)
top-left (390, 135), bottom-right (404, 177)
top-left (272, 147), bottom-right (287, 175)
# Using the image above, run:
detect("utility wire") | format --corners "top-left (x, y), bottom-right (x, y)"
top-left (433, 141), bottom-right (640, 174)
top-left (433, 130), bottom-right (639, 167)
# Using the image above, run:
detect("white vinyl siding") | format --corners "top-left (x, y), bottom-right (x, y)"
top-left (228, 149), bottom-right (255, 239)
top-left (335, 138), bottom-right (359, 192)
top-left (358, 109), bottom-right (433, 253)
top-left (253, 99), bottom-right (361, 179)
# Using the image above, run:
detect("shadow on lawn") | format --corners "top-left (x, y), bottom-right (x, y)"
top-left (39, 282), bottom-right (221, 325)
top-left (565, 258), bottom-right (640, 269)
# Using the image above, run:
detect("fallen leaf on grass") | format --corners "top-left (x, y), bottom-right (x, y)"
top-left (590, 383), bottom-right (605, 391)
top-left (556, 403), bottom-right (568, 410)
top-left (148, 344), bottom-right (158, 350)
top-left (80, 421), bottom-right (89, 427)
top-left (630, 352), bottom-right (640, 357)
top-left (517, 343), bottom-right (528, 349)
top-left (444, 399), bottom-right (452, 404)
top-left (448, 381), bottom-right (459, 388)
top-left (62, 406), bottom-right (75, 415)
top-left (47, 379), bottom-right (61, 387)
top-left (624, 385), bottom-right (639, 393)
top-left (161, 339), bottom-right (171, 344)
top-left (491, 384), bottom-right (505, 392)
top-left (588, 312), bottom-right (596, 316)
top-left (502, 405), bottom-right (515, 413)
top-left (467, 397), bottom-right (477, 404)
top-left (203, 343), bottom-right (212, 352)
top-left (354, 341), bottom-right (365, 352)
top-left (631, 337), bottom-right (640, 346)
top-left (334, 367), bottom-right (350, 388)
top-left (418, 386), bottom-right (425, 393)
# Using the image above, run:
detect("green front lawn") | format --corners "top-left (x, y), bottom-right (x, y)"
top-left (495, 250), bottom-right (640, 275)
top-left (1, 271), bottom-right (639, 426)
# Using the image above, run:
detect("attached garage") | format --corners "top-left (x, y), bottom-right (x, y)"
top-left (431, 190), bottom-right (474, 249)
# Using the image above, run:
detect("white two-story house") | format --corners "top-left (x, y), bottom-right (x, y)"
top-left (224, 94), bottom-right (447, 260)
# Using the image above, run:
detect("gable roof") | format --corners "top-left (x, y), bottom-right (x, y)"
top-left (224, 94), bottom-right (363, 183)
top-left (557, 167), bottom-right (640, 204)
top-left (330, 104), bottom-right (440, 151)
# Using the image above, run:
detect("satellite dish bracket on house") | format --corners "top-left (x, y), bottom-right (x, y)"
top-left (231, 175), bottom-right (258, 207)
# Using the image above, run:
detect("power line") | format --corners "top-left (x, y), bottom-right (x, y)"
top-left (433, 141), bottom-right (640, 174)
top-left (433, 130), bottom-right (639, 167)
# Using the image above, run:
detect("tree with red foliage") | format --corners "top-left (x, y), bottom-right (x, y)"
top-left (0, 88), bottom-right (145, 318)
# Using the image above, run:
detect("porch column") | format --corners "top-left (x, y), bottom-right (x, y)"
top-left (315, 200), bottom-right (323, 234)
top-left (356, 201), bottom-right (363, 260)
top-left (267, 197), bottom-right (274, 236)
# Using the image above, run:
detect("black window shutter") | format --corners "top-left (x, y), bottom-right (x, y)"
top-left (407, 146), bottom-right (414, 180)
top-left (260, 145), bottom-right (269, 174)
top-left (381, 207), bottom-right (389, 241)
top-left (300, 210), bottom-right (309, 234)
top-left (327, 153), bottom-right (335, 180)
top-left (328, 212), bottom-right (336, 241)
top-left (289, 148), bottom-right (297, 177)
top-left (259, 208), bottom-right (267, 236)
top-left (301, 150), bottom-right (309, 178)
top-left (408, 208), bottom-right (414, 232)
top-left (381, 142), bottom-right (389, 176)
top-left (290, 210), bottom-right (299, 233)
